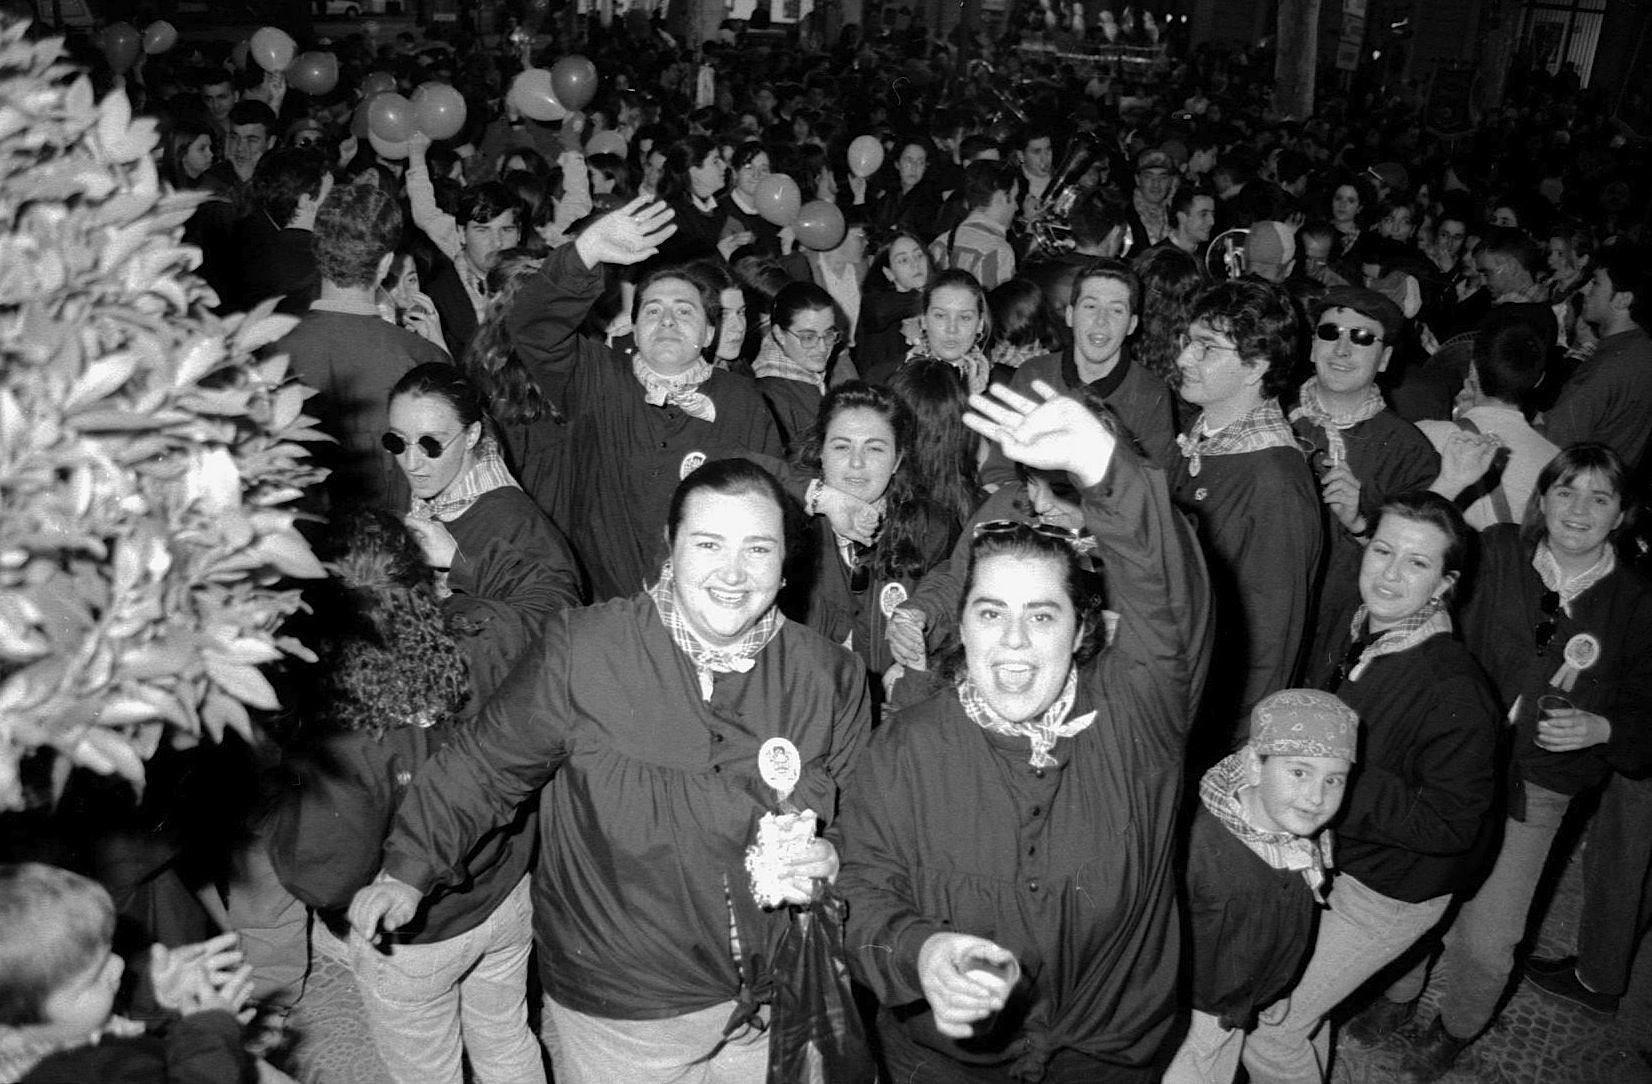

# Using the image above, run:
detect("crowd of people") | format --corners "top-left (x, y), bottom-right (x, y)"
top-left (2, 8), bottom-right (1651, 1084)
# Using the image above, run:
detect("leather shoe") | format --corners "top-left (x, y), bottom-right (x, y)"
top-left (1526, 960), bottom-right (1619, 1016)
top-left (1342, 995), bottom-right (1414, 1046)
top-left (1397, 1017), bottom-right (1470, 1083)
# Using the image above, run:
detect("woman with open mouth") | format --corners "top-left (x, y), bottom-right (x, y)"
top-left (835, 381), bottom-right (1211, 1082)
top-left (1244, 490), bottom-right (1500, 1083)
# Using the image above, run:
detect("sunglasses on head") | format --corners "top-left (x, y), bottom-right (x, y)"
top-left (972, 518), bottom-right (1083, 548)
top-left (381, 430), bottom-right (462, 458)
top-left (1316, 322), bottom-right (1384, 347)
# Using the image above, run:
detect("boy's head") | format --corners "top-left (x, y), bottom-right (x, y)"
top-left (0, 864), bottom-right (122, 1038)
top-left (1241, 689), bottom-right (1358, 838)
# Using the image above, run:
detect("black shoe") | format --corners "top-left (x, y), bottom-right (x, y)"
top-left (1524, 953), bottom-right (1575, 981)
top-left (1525, 962), bottom-right (1620, 1016)
top-left (1397, 1018), bottom-right (1470, 1084)
top-left (1342, 995), bottom-right (1415, 1046)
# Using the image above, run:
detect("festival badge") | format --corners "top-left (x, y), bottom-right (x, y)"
top-left (1550, 633), bottom-right (1600, 693)
top-left (679, 450), bottom-right (706, 479)
top-left (747, 737), bottom-right (815, 908)
top-left (879, 582), bottom-right (908, 619)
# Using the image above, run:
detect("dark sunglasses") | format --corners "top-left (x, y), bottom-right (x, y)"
top-left (1534, 590), bottom-right (1561, 651)
top-left (381, 430), bottom-right (462, 458)
top-left (972, 518), bottom-right (1083, 548)
top-left (1316, 322), bottom-right (1384, 347)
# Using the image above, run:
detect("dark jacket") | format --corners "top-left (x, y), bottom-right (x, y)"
top-left (854, 287), bottom-right (922, 388)
top-left (20, 1012), bottom-right (253, 1084)
top-left (1184, 805), bottom-right (1320, 1030)
top-left (1462, 526), bottom-right (1652, 798)
top-left (836, 445), bottom-right (1214, 1077)
top-left (1312, 625), bottom-right (1501, 902)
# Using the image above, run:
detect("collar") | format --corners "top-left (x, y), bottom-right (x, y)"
top-left (1343, 598), bottom-right (1452, 682)
top-left (309, 297), bottom-right (383, 317)
top-left (1176, 399), bottom-right (1299, 476)
top-left (408, 437), bottom-right (522, 524)
top-left (956, 669), bottom-right (1095, 769)
top-left (1533, 541), bottom-right (1615, 614)
top-left (1060, 341), bottom-right (1133, 398)
top-left (1201, 753), bottom-right (1334, 897)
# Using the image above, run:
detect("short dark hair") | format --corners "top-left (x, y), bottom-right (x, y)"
top-left (1534, 444), bottom-right (1633, 527)
top-left (1169, 184), bottom-right (1210, 227)
top-left (1594, 244), bottom-right (1651, 327)
top-left (315, 185), bottom-right (403, 288)
top-left (456, 182), bottom-right (523, 230)
top-left (962, 159), bottom-right (1013, 210)
top-left (226, 99), bottom-right (277, 133)
top-left (1472, 308), bottom-right (1550, 405)
top-left (769, 280), bottom-right (837, 332)
top-left (252, 146), bottom-right (331, 226)
top-left (1186, 279), bottom-right (1301, 399)
top-left (1479, 226), bottom-right (1542, 276)
top-left (388, 363), bottom-right (487, 430)
top-left (1068, 191), bottom-right (1127, 251)
top-left (632, 266), bottom-right (723, 331)
top-left (1377, 491), bottom-right (1472, 581)
top-left (665, 457), bottom-right (800, 559)
top-left (1071, 258), bottom-right (1141, 315)
top-left (0, 864), bottom-right (115, 1027)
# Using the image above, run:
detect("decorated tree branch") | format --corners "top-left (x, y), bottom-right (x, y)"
top-left (0, 17), bottom-right (327, 809)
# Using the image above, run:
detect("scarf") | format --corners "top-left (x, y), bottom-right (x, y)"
top-left (751, 334), bottom-right (827, 391)
top-left (1175, 399), bottom-right (1298, 478)
top-left (1342, 597), bottom-right (1452, 683)
top-left (408, 437), bottom-right (521, 524)
top-left (634, 355), bottom-right (718, 422)
top-left (956, 669), bottom-right (1096, 769)
top-left (647, 560), bottom-right (785, 700)
top-left (990, 340), bottom-right (1045, 372)
top-left (1533, 541), bottom-right (1615, 615)
top-left (905, 338), bottom-right (992, 395)
top-left (1132, 190), bottom-right (1169, 244)
top-left (1201, 752), bottom-right (1335, 898)
top-left (1289, 378), bottom-right (1385, 469)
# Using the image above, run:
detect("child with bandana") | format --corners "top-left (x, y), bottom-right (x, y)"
top-left (1164, 689), bottom-right (1358, 1084)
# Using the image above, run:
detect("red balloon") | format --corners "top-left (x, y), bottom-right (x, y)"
top-left (753, 174), bottom-right (802, 227)
top-left (412, 83), bottom-right (467, 141)
top-left (101, 23), bottom-right (141, 74)
top-left (286, 52), bottom-right (339, 97)
top-left (359, 71), bottom-right (397, 98)
top-left (549, 55), bottom-right (599, 113)
top-left (141, 21), bottom-right (177, 56)
top-left (794, 200), bottom-right (847, 251)
top-left (367, 93), bottom-right (416, 144)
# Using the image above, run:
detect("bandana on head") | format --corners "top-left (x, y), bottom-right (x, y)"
top-left (956, 669), bottom-right (1096, 768)
top-left (647, 560), bottom-right (784, 700)
top-left (1251, 688), bottom-right (1359, 761)
top-left (1342, 597), bottom-right (1452, 683)
top-left (634, 355), bottom-right (718, 422)
top-left (1289, 377), bottom-right (1386, 469)
top-left (1201, 752), bottom-right (1335, 899)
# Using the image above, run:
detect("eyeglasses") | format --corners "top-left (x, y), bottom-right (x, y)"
top-left (1316, 323), bottom-right (1385, 347)
top-left (1178, 335), bottom-right (1240, 362)
top-left (1534, 589), bottom-right (1561, 651)
top-left (381, 430), bottom-right (463, 458)
top-left (787, 327), bottom-right (840, 350)
top-left (972, 518), bottom-right (1083, 549)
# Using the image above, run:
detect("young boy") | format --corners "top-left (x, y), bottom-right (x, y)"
top-left (0, 863), bottom-right (256, 1083)
top-left (1165, 688), bottom-right (1359, 1084)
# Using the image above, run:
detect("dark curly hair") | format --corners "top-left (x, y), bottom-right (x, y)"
top-left (1186, 278), bottom-right (1302, 400)
top-left (315, 185), bottom-right (403, 289)
top-left (309, 509), bottom-right (470, 737)
top-left (887, 358), bottom-right (978, 525)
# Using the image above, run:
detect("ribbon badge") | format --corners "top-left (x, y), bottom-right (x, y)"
top-left (679, 451), bottom-right (707, 480)
top-left (758, 737), bottom-right (802, 808)
top-left (1550, 632), bottom-right (1600, 693)
top-left (879, 582), bottom-right (908, 619)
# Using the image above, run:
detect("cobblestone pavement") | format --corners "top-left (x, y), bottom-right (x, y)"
top-left (1334, 831), bottom-right (1652, 1084)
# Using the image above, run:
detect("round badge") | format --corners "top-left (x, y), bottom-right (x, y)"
top-left (1563, 633), bottom-right (1600, 673)
top-left (879, 582), bottom-right (908, 618)
top-left (1194, 487), bottom-right (1208, 502)
top-left (679, 451), bottom-right (707, 480)
top-left (758, 738), bottom-right (802, 797)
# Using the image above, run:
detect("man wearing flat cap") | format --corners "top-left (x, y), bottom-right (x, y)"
top-left (1125, 148), bottom-right (1178, 252)
top-left (1288, 286), bottom-right (1441, 663)
top-left (1166, 689), bottom-right (1358, 1084)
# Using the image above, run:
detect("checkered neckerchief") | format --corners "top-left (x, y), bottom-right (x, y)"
top-left (647, 560), bottom-right (785, 700)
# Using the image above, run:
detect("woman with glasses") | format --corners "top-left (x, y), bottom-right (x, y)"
top-left (1368, 446), bottom-right (1652, 1081)
top-left (754, 281), bottom-right (843, 452)
top-left (1243, 491), bottom-right (1500, 1083)
top-left (384, 363), bottom-right (584, 625)
top-left (836, 381), bottom-right (1211, 1082)
top-left (785, 383), bottom-right (959, 716)
top-left (719, 141), bottom-right (782, 256)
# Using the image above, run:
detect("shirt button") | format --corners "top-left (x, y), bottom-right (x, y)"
top-left (712, 733), bottom-right (724, 743)
top-left (659, 440), bottom-right (668, 448)
top-left (713, 765), bottom-right (722, 773)
top-left (1033, 768), bottom-right (1046, 779)
top-left (1026, 879), bottom-right (1039, 892)
top-left (1027, 846), bottom-right (1037, 856)
top-left (1030, 806), bottom-right (1042, 817)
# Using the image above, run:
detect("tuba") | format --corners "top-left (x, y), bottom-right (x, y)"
top-left (1028, 131), bottom-right (1106, 257)
top-left (1204, 227), bottom-right (1248, 280)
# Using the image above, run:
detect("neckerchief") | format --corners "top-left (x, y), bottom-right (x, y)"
top-left (633, 355), bottom-right (718, 422)
top-left (408, 437), bottom-right (521, 524)
top-left (1132, 190), bottom-right (1169, 244)
top-left (1175, 399), bottom-right (1298, 478)
top-left (1344, 598), bottom-right (1451, 682)
top-left (1201, 752), bottom-right (1335, 899)
top-left (1533, 541), bottom-right (1615, 616)
top-left (990, 340), bottom-right (1045, 371)
top-left (905, 338), bottom-right (991, 395)
top-left (1289, 378), bottom-right (1385, 469)
top-left (647, 560), bottom-right (785, 700)
top-left (956, 669), bottom-right (1096, 769)
top-left (751, 334), bottom-right (826, 391)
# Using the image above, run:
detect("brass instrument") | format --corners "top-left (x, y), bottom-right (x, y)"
top-left (1204, 227), bottom-right (1249, 280)
top-left (1027, 131), bottom-right (1105, 257)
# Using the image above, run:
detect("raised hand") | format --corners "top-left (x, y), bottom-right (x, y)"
top-left (1431, 430), bottom-right (1502, 500)
top-left (962, 380), bottom-right (1117, 488)
top-left (1319, 463), bottom-right (1364, 533)
top-left (574, 196), bottom-right (678, 270)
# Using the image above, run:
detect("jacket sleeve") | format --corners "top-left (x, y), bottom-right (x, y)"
top-left (448, 500), bottom-right (585, 634)
top-left (1337, 671), bottom-right (1498, 856)
top-left (505, 242), bottom-right (611, 409)
top-left (381, 614), bottom-right (576, 894)
top-left (405, 153), bottom-right (464, 263)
